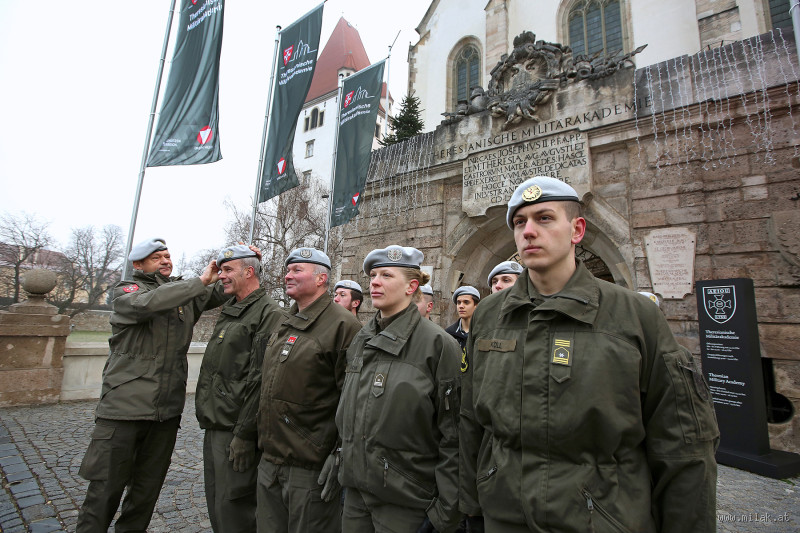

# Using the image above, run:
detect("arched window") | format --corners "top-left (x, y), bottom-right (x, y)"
top-left (310, 108), bottom-right (319, 129)
top-left (454, 45), bottom-right (481, 106)
top-left (568, 0), bottom-right (623, 57)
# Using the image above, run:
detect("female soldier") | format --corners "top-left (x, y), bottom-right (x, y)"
top-left (335, 245), bottom-right (462, 533)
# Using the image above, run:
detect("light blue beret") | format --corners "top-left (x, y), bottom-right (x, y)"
top-left (217, 244), bottom-right (257, 266)
top-left (363, 245), bottom-right (424, 273)
top-left (129, 238), bottom-right (168, 261)
top-left (487, 261), bottom-right (524, 286)
top-left (285, 247), bottom-right (331, 269)
top-left (453, 285), bottom-right (480, 304)
top-left (334, 279), bottom-right (363, 293)
top-left (506, 176), bottom-right (580, 229)
top-left (420, 284), bottom-right (434, 296)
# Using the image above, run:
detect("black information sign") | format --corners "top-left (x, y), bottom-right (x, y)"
top-left (697, 278), bottom-right (800, 478)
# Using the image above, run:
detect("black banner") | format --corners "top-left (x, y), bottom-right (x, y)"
top-left (330, 60), bottom-right (386, 228)
top-left (148, 0), bottom-right (225, 167)
top-left (258, 3), bottom-right (324, 202)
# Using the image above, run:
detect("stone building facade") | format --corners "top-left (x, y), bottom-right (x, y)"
top-left (339, 30), bottom-right (800, 454)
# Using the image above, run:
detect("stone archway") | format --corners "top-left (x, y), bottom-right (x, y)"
top-left (445, 205), bottom-right (633, 299)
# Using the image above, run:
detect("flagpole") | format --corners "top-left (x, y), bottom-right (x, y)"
top-left (123, 0), bottom-right (177, 280)
top-left (249, 25), bottom-right (283, 244)
top-left (383, 30), bottom-right (401, 139)
top-left (323, 74), bottom-right (345, 255)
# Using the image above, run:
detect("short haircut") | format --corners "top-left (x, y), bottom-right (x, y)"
top-left (313, 264), bottom-right (331, 287)
top-left (241, 256), bottom-right (262, 275)
top-left (563, 201), bottom-right (583, 220)
top-left (349, 289), bottom-right (363, 311)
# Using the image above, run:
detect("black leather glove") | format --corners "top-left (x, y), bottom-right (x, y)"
top-left (416, 517), bottom-right (438, 533)
top-left (466, 515), bottom-right (485, 533)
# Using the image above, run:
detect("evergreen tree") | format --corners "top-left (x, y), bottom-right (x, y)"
top-left (379, 92), bottom-right (424, 146)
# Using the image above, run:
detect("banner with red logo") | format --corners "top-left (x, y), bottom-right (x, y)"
top-left (258, 3), bottom-right (324, 202)
top-left (330, 60), bottom-right (385, 227)
top-left (147, 0), bottom-right (225, 166)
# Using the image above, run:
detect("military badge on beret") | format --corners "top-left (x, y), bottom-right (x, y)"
top-left (522, 185), bottom-right (542, 202)
top-left (300, 249), bottom-right (312, 259)
top-left (387, 248), bottom-right (403, 262)
top-left (224, 250), bottom-right (234, 258)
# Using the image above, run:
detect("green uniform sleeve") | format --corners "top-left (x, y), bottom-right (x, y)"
top-left (458, 328), bottom-right (483, 516)
top-left (111, 277), bottom-right (210, 326)
top-left (642, 314), bottom-right (719, 533)
top-left (427, 335), bottom-right (463, 533)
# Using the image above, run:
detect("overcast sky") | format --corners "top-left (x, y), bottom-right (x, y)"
top-left (0, 0), bottom-right (431, 269)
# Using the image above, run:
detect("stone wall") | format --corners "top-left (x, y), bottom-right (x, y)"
top-left (341, 32), bottom-right (800, 453)
top-left (69, 308), bottom-right (220, 342)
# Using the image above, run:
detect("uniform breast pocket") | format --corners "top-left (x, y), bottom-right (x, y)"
top-left (473, 337), bottom-right (522, 435)
top-left (270, 335), bottom-right (329, 406)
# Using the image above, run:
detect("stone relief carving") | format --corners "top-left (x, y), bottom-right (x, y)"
top-left (769, 210), bottom-right (800, 268)
top-left (442, 31), bottom-right (646, 129)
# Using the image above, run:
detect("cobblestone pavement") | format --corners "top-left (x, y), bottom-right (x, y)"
top-left (1, 398), bottom-right (798, 532)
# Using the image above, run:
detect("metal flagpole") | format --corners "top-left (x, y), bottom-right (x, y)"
top-left (383, 30), bottom-right (401, 139)
top-left (122, 0), bottom-right (177, 281)
top-left (323, 74), bottom-right (345, 254)
top-left (249, 26), bottom-right (283, 244)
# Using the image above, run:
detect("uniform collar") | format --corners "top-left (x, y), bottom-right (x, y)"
top-left (365, 303), bottom-right (420, 357)
top-left (284, 292), bottom-right (332, 331)
top-left (221, 287), bottom-right (266, 317)
top-left (133, 270), bottom-right (176, 285)
top-left (500, 261), bottom-right (599, 325)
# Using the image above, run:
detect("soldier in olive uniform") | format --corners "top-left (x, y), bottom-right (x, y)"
top-left (195, 245), bottom-right (283, 533)
top-left (336, 245), bottom-right (462, 533)
top-left (333, 279), bottom-right (363, 317)
top-left (256, 248), bottom-right (361, 533)
top-left (76, 238), bottom-right (229, 532)
top-left (415, 284), bottom-right (434, 319)
top-left (486, 260), bottom-right (523, 294)
top-left (460, 177), bottom-right (719, 532)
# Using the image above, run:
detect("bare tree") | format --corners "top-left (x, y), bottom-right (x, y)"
top-left (214, 176), bottom-right (341, 307)
top-left (49, 225), bottom-right (124, 316)
top-left (0, 212), bottom-right (52, 303)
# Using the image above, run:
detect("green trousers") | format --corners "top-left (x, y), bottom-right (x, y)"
top-left (76, 416), bottom-right (180, 533)
top-left (256, 456), bottom-right (341, 533)
top-left (203, 429), bottom-right (258, 533)
top-left (342, 487), bottom-right (428, 533)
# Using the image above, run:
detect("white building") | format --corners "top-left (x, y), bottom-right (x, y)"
top-left (408, 0), bottom-right (794, 130)
top-left (293, 17), bottom-right (394, 191)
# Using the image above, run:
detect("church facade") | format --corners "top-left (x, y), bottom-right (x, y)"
top-left (338, 1), bottom-right (800, 453)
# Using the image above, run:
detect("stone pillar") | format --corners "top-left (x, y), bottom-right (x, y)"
top-left (484, 0), bottom-right (509, 79)
top-left (0, 269), bottom-right (70, 406)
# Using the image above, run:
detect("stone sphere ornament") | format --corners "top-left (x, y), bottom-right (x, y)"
top-left (22, 269), bottom-right (57, 296)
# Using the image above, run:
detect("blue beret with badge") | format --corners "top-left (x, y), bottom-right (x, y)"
top-left (420, 284), bottom-right (434, 296)
top-left (129, 238), bottom-right (168, 262)
top-left (452, 285), bottom-right (480, 304)
top-left (217, 244), bottom-right (258, 267)
top-left (285, 247), bottom-right (331, 269)
top-left (363, 245), bottom-right (424, 273)
top-left (334, 279), bottom-right (363, 293)
top-left (506, 176), bottom-right (580, 229)
top-left (487, 260), bottom-right (524, 286)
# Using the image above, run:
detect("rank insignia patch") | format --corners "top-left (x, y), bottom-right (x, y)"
top-left (552, 338), bottom-right (571, 365)
top-left (122, 284), bottom-right (139, 293)
top-left (373, 373), bottom-right (385, 387)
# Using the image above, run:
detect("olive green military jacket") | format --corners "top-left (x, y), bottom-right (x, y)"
top-left (97, 270), bottom-right (225, 422)
top-left (257, 293), bottom-right (361, 470)
top-left (195, 288), bottom-right (282, 442)
top-left (337, 303), bottom-right (462, 533)
top-left (460, 262), bottom-right (719, 533)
